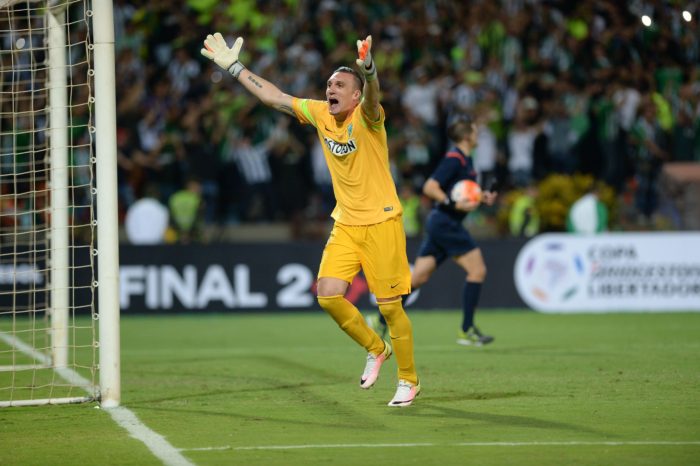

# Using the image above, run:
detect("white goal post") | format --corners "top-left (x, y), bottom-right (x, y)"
top-left (0, 0), bottom-right (119, 407)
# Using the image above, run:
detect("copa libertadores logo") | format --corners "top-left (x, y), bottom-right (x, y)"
top-left (514, 233), bottom-right (700, 313)
top-left (514, 237), bottom-right (587, 311)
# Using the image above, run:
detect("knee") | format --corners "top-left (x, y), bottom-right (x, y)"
top-left (317, 294), bottom-right (341, 312)
top-left (468, 263), bottom-right (487, 282)
top-left (317, 295), bottom-right (354, 327)
top-left (412, 269), bottom-right (431, 288)
top-left (378, 300), bottom-right (411, 331)
top-left (384, 310), bottom-right (412, 337)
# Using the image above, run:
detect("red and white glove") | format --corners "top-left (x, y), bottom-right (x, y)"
top-left (356, 35), bottom-right (376, 80)
top-left (201, 32), bottom-right (246, 78)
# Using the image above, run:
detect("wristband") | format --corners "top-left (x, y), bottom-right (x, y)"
top-left (442, 197), bottom-right (454, 208)
top-left (363, 61), bottom-right (377, 81)
top-left (228, 61), bottom-right (246, 79)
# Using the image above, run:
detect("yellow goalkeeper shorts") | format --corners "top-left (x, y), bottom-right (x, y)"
top-left (318, 215), bottom-right (411, 299)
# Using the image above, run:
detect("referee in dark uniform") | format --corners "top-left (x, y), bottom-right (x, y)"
top-left (368, 116), bottom-right (498, 345)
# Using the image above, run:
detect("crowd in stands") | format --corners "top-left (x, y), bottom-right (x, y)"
top-left (3, 1), bottom-right (700, 242)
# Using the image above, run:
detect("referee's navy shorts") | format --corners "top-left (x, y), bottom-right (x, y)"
top-left (417, 209), bottom-right (477, 265)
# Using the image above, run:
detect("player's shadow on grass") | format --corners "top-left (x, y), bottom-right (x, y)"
top-left (135, 403), bottom-right (366, 430)
top-left (125, 353), bottom-right (348, 385)
top-left (429, 390), bottom-right (528, 401)
top-left (392, 403), bottom-right (607, 436)
top-left (130, 378), bottom-right (341, 404)
top-left (252, 354), bottom-right (349, 382)
top-left (470, 345), bottom-right (555, 354)
top-left (127, 353), bottom-right (351, 405)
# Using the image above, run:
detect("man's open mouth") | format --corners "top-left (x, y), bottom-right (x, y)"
top-left (329, 98), bottom-right (339, 105)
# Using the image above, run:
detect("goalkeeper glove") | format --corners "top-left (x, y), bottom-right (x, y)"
top-left (200, 32), bottom-right (246, 78)
top-left (355, 35), bottom-right (376, 81)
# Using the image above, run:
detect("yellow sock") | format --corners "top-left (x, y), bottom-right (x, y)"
top-left (318, 295), bottom-right (384, 354)
top-left (378, 300), bottom-right (418, 385)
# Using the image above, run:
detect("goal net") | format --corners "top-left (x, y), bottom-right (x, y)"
top-left (0, 0), bottom-right (119, 407)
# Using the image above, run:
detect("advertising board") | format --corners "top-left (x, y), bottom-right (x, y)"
top-left (514, 233), bottom-right (700, 313)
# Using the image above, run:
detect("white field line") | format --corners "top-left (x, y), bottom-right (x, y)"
top-left (0, 331), bottom-right (194, 466)
top-left (178, 440), bottom-right (700, 452)
top-left (107, 406), bottom-right (195, 466)
top-left (0, 332), bottom-right (52, 365)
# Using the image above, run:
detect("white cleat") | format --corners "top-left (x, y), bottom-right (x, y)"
top-left (360, 340), bottom-right (391, 389)
top-left (388, 379), bottom-right (421, 407)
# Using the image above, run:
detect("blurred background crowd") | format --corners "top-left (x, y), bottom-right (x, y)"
top-left (4, 0), bottom-right (700, 243)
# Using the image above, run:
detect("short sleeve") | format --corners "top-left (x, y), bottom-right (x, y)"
top-left (430, 157), bottom-right (460, 188)
top-left (358, 102), bottom-right (385, 132)
top-left (292, 98), bottom-right (325, 128)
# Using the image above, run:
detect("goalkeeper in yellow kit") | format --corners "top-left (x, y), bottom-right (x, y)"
top-left (201, 33), bottom-right (419, 406)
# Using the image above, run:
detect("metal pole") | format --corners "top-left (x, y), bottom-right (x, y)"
top-left (93, 0), bottom-right (121, 408)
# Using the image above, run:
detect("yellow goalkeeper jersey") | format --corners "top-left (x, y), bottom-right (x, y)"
top-left (292, 98), bottom-right (401, 225)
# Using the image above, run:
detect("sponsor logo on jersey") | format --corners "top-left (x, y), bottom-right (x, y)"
top-left (323, 136), bottom-right (357, 157)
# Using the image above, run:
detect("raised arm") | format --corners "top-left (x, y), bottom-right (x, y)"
top-left (236, 69), bottom-right (295, 116)
top-left (201, 33), bottom-right (295, 116)
top-left (355, 35), bottom-right (380, 122)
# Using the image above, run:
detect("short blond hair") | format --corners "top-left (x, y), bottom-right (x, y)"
top-left (447, 116), bottom-right (475, 142)
top-left (333, 66), bottom-right (364, 92)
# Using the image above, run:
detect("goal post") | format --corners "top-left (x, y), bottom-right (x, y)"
top-left (93, 0), bottom-right (120, 408)
top-left (0, 0), bottom-right (119, 408)
top-left (48, 0), bottom-right (69, 371)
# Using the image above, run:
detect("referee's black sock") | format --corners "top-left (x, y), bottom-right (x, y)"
top-left (461, 281), bottom-right (482, 332)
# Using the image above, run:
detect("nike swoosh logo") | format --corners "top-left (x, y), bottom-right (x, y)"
top-left (390, 283), bottom-right (399, 288)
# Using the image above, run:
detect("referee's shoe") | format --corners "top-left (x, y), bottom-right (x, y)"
top-left (457, 326), bottom-right (494, 346)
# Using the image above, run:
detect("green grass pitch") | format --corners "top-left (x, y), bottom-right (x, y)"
top-left (1, 309), bottom-right (699, 465)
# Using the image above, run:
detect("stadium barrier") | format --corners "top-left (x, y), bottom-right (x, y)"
top-left (5, 233), bottom-right (700, 313)
top-left (115, 239), bottom-right (527, 312)
top-left (0, 239), bottom-right (526, 314)
top-left (115, 232), bottom-right (700, 313)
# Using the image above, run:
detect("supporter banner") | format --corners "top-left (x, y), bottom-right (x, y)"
top-left (514, 233), bottom-right (700, 313)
